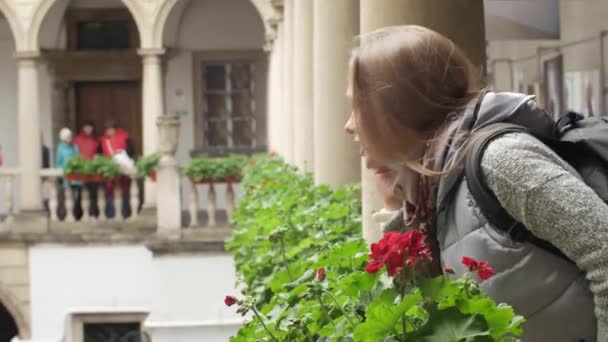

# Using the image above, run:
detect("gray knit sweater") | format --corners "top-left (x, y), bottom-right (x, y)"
top-left (481, 133), bottom-right (608, 342)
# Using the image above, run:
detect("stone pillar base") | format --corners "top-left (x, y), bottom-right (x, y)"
top-left (138, 206), bottom-right (157, 228)
top-left (156, 158), bottom-right (182, 231)
top-left (10, 210), bottom-right (48, 233)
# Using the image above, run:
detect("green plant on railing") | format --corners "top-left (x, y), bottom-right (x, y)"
top-left (64, 156), bottom-right (95, 175)
top-left (184, 154), bottom-right (248, 182)
top-left (136, 153), bottom-right (160, 178)
top-left (184, 155), bottom-right (216, 181)
top-left (91, 156), bottom-right (121, 179)
top-left (63, 156), bottom-right (120, 179)
top-left (225, 155), bottom-right (524, 341)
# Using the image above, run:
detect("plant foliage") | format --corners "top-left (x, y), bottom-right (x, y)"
top-left (136, 153), bottom-right (161, 178)
top-left (226, 155), bottom-right (524, 341)
top-left (184, 154), bottom-right (248, 181)
top-left (64, 156), bottom-right (120, 179)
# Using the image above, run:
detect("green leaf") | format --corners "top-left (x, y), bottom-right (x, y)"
top-left (353, 289), bottom-right (423, 342)
top-left (420, 276), bottom-right (461, 309)
top-left (412, 307), bottom-right (492, 342)
top-left (458, 297), bottom-right (525, 338)
top-left (337, 271), bottom-right (379, 297)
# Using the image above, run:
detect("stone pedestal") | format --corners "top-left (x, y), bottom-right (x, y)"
top-left (156, 115), bottom-right (182, 232)
top-left (11, 210), bottom-right (48, 233)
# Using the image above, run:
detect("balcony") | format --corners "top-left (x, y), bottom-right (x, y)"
top-left (0, 167), bottom-right (241, 252)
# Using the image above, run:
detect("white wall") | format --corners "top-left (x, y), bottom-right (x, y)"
top-left (163, 0), bottom-right (264, 210)
top-left (488, 0), bottom-right (608, 97)
top-left (29, 245), bottom-right (242, 342)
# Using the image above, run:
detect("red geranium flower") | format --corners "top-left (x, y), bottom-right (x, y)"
top-left (476, 261), bottom-right (495, 280)
top-left (461, 256), bottom-right (478, 271)
top-left (461, 257), bottom-right (495, 280)
top-left (224, 295), bottom-right (238, 307)
top-left (366, 230), bottom-right (432, 277)
top-left (315, 268), bottom-right (326, 281)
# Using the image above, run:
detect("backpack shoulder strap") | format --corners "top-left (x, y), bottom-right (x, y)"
top-left (464, 123), bottom-right (572, 262)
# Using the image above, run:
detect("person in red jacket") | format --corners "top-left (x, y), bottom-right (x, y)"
top-left (73, 121), bottom-right (100, 217)
top-left (74, 121), bottom-right (99, 160)
top-left (99, 122), bottom-right (134, 159)
top-left (100, 120), bottom-right (135, 218)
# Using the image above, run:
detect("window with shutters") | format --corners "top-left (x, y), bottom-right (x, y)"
top-left (193, 51), bottom-right (267, 156)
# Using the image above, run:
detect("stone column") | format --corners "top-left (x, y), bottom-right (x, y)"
top-left (281, 0), bottom-right (295, 164)
top-left (360, 0), bottom-right (486, 243)
top-left (15, 51), bottom-right (42, 211)
top-left (139, 48), bottom-right (166, 209)
top-left (292, 0), bottom-right (314, 171)
top-left (156, 115), bottom-right (182, 231)
top-left (313, 0), bottom-right (361, 187)
top-left (267, 24), bottom-right (283, 154)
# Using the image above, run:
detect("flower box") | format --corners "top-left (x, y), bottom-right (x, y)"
top-left (65, 174), bottom-right (107, 183)
top-left (65, 174), bottom-right (89, 182)
top-left (190, 177), bottom-right (241, 185)
top-left (148, 171), bottom-right (157, 182)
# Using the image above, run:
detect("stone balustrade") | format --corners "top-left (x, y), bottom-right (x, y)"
top-left (0, 168), bottom-right (241, 230)
top-left (0, 168), bottom-right (19, 224)
top-left (40, 169), bottom-right (142, 223)
top-left (187, 179), bottom-right (240, 228)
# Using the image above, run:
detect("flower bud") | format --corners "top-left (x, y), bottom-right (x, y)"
top-left (224, 295), bottom-right (238, 307)
top-left (315, 268), bottom-right (326, 281)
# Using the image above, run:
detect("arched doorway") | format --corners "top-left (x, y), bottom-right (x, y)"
top-left (37, 0), bottom-right (144, 156)
top-left (0, 301), bottom-right (18, 342)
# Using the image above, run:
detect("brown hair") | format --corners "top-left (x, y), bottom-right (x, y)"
top-left (350, 25), bottom-right (484, 172)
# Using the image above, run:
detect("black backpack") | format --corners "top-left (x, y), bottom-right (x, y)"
top-left (465, 106), bottom-right (608, 261)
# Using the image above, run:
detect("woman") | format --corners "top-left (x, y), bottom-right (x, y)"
top-left (345, 26), bottom-right (606, 342)
top-left (99, 120), bottom-right (135, 218)
top-left (55, 128), bottom-right (82, 219)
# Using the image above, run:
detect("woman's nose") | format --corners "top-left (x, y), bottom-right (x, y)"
top-left (344, 114), bottom-right (355, 135)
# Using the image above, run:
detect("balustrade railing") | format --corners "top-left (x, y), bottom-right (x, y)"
top-left (41, 169), bottom-right (142, 223)
top-left (187, 179), bottom-right (239, 228)
top-left (0, 168), bottom-right (18, 224)
top-left (0, 168), bottom-right (241, 229)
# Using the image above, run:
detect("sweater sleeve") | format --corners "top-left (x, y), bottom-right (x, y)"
top-left (480, 133), bottom-right (608, 342)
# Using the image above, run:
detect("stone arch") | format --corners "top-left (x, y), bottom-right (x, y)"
top-left (156, 0), bottom-right (272, 49)
top-left (0, 285), bottom-right (29, 339)
top-left (118, 0), bottom-right (150, 47)
top-left (29, 0), bottom-right (145, 51)
top-left (151, 0), bottom-right (179, 49)
top-left (0, 1), bottom-right (22, 49)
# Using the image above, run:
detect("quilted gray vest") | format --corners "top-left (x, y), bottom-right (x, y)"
top-left (436, 92), bottom-right (597, 341)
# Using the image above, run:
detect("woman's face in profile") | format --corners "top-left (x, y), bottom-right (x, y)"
top-left (344, 111), bottom-right (388, 171)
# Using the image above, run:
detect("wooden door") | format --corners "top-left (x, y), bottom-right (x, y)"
top-left (75, 81), bottom-right (142, 156)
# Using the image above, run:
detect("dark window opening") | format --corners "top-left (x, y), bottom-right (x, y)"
top-left (77, 20), bottom-right (131, 50)
top-left (84, 322), bottom-right (141, 342)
